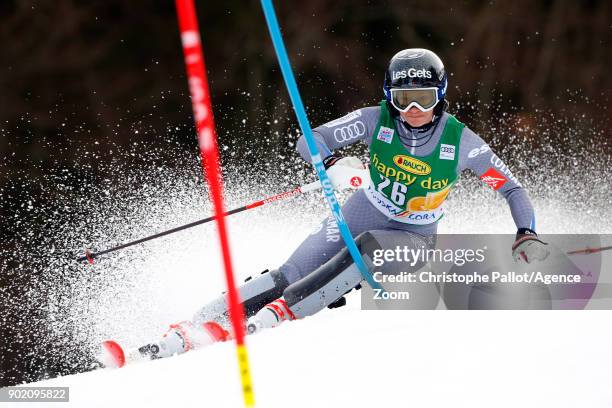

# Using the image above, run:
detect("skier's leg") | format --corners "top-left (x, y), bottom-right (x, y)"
top-left (147, 191), bottom-right (385, 355)
top-left (280, 189), bottom-right (406, 281)
top-left (245, 230), bottom-right (377, 333)
top-left (137, 191), bottom-right (424, 358)
top-left (286, 230), bottom-right (432, 317)
top-left (188, 210), bottom-right (349, 334)
top-left (182, 210), bottom-right (368, 339)
top-left (194, 190), bottom-right (384, 324)
top-left (247, 229), bottom-right (432, 332)
top-left (134, 269), bottom-right (290, 360)
top-left (191, 268), bottom-right (290, 326)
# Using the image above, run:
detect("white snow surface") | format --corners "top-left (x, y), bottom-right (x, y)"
top-left (14, 171), bottom-right (612, 407)
top-left (21, 308), bottom-right (612, 407)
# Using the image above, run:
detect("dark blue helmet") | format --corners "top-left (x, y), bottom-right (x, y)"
top-left (383, 49), bottom-right (448, 111)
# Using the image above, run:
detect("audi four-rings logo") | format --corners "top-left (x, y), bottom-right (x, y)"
top-left (333, 121), bottom-right (366, 142)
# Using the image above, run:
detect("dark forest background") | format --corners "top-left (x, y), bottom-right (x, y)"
top-left (1, 0), bottom-right (610, 386)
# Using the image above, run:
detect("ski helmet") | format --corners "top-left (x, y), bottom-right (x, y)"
top-left (383, 48), bottom-right (447, 114)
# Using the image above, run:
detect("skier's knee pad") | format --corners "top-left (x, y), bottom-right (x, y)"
top-left (283, 231), bottom-right (381, 317)
top-left (192, 269), bottom-right (289, 325)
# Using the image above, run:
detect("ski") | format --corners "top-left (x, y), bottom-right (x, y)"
top-left (96, 340), bottom-right (126, 369)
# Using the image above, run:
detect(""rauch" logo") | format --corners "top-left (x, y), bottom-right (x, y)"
top-left (393, 155), bottom-right (431, 175)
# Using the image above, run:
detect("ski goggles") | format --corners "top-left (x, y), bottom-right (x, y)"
top-left (389, 87), bottom-right (439, 112)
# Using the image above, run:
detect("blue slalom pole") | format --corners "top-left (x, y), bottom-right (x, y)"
top-left (260, 0), bottom-right (381, 291)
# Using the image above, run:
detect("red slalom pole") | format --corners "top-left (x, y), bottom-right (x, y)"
top-left (175, 1), bottom-right (255, 406)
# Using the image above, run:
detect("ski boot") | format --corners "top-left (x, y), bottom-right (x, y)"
top-left (247, 298), bottom-right (296, 334)
top-left (131, 320), bottom-right (229, 362)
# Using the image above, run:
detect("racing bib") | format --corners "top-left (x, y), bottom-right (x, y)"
top-left (366, 101), bottom-right (465, 224)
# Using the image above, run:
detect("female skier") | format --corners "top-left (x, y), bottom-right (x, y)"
top-left (132, 48), bottom-right (549, 360)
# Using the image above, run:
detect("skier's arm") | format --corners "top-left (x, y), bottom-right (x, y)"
top-left (296, 106), bottom-right (381, 162)
top-left (457, 128), bottom-right (536, 231)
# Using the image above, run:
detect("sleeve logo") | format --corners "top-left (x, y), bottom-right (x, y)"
top-left (333, 121), bottom-right (366, 142)
top-left (376, 126), bottom-right (394, 144)
top-left (468, 144), bottom-right (490, 158)
top-left (480, 167), bottom-right (507, 190)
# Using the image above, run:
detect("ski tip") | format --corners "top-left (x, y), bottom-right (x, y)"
top-left (99, 340), bottom-right (126, 368)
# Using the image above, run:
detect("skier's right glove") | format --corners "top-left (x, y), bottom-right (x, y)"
top-left (322, 155), bottom-right (370, 190)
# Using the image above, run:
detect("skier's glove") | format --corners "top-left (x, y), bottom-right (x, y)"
top-left (512, 228), bottom-right (549, 264)
top-left (323, 155), bottom-right (369, 190)
top-left (323, 153), bottom-right (343, 169)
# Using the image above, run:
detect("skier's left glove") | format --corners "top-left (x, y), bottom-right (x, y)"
top-left (322, 154), bottom-right (369, 190)
top-left (512, 228), bottom-right (549, 264)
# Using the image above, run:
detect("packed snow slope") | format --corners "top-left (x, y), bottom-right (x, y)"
top-left (14, 163), bottom-right (612, 407)
top-left (5, 125), bottom-right (611, 405)
top-left (22, 307), bottom-right (612, 407)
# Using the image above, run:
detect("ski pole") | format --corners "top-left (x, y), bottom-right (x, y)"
top-left (78, 180), bottom-right (322, 264)
top-left (567, 245), bottom-right (612, 255)
top-left (260, 0), bottom-right (383, 291)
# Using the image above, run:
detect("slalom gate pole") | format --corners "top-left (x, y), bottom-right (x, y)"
top-left (259, 0), bottom-right (382, 291)
top-left (175, 1), bottom-right (255, 406)
top-left (77, 180), bottom-right (322, 264)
